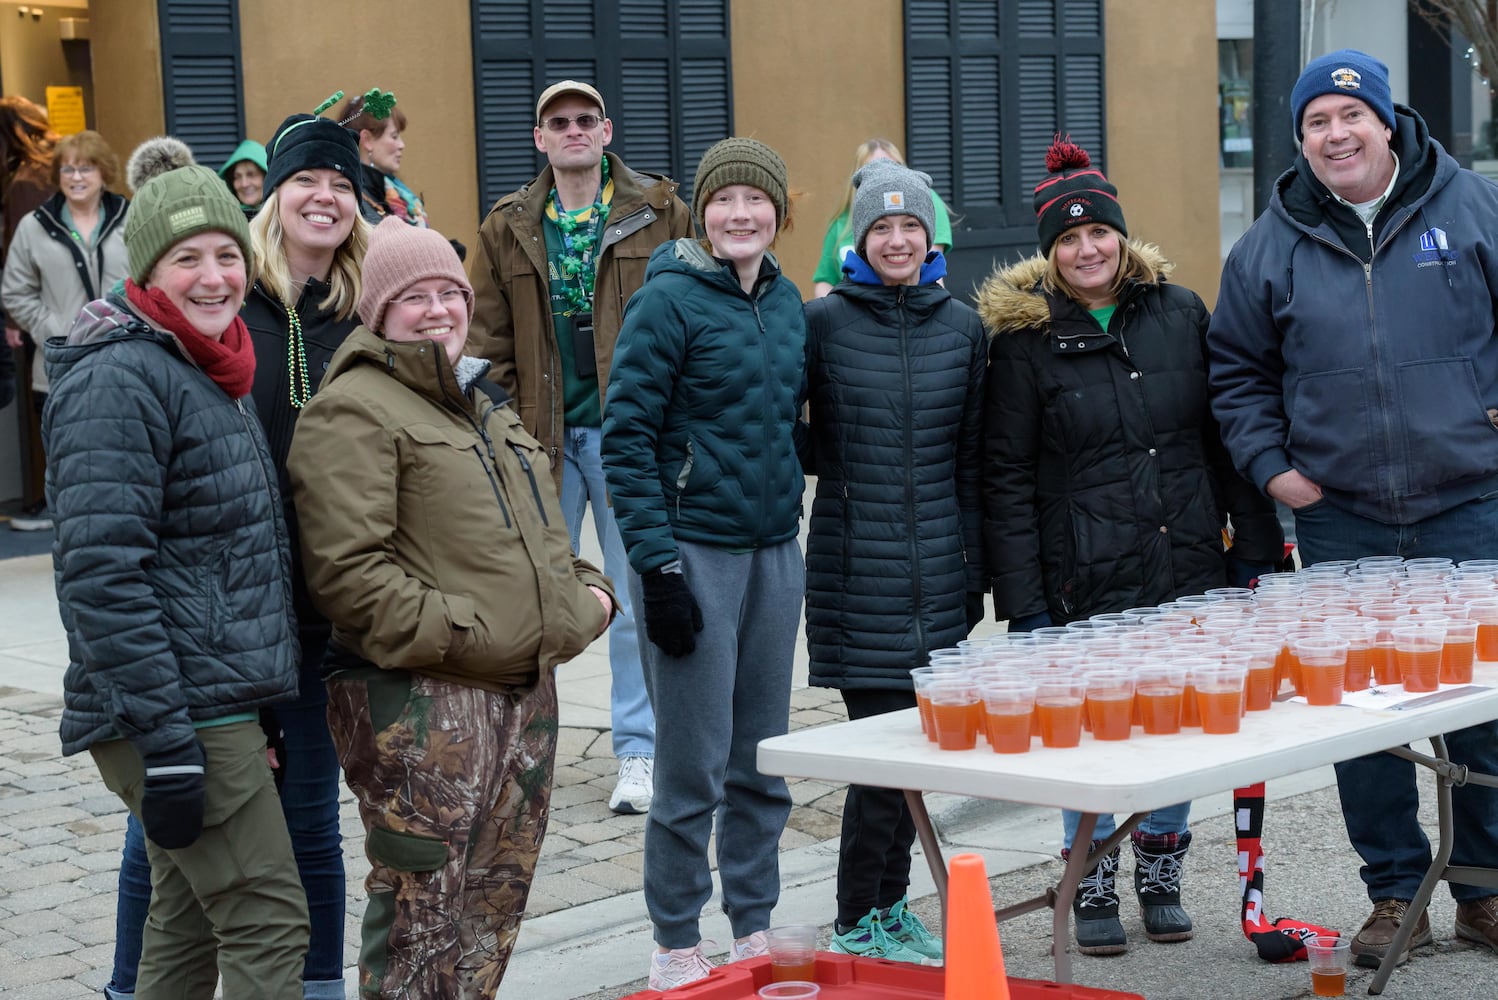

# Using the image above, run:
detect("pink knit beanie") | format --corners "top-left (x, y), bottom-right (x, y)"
top-left (358, 217), bottom-right (474, 332)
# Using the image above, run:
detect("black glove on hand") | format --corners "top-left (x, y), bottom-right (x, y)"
top-left (258, 707), bottom-right (287, 791)
top-left (141, 739), bottom-right (207, 850)
top-left (641, 566), bottom-right (704, 659)
top-left (965, 592), bottom-right (988, 635)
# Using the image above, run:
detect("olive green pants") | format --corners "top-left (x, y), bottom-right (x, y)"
top-left (92, 720), bottom-right (310, 999)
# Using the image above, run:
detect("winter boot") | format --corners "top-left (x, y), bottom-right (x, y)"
top-left (1064, 841), bottom-right (1127, 955)
top-left (1133, 830), bottom-right (1194, 942)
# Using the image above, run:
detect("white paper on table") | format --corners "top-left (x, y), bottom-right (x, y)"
top-left (1287, 683), bottom-right (1491, 711)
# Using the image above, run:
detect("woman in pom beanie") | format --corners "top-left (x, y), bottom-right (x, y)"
top-left (601, 137), bottom-right (805, 988)
top-left (975, 135), bottom-right (1281, 956)
top-left (286, 216), bottom-right (613, 998)
top-left (802, 157), bottom-right (985, 964)
top-left (43, 135), bottom-right (308, 997)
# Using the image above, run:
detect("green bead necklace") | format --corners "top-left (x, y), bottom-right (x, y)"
top-left (285, 300), bottom-right (312, 409)
top-left (548, 156), bottom-right (611, 316)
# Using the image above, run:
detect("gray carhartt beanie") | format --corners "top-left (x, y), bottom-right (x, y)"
top-left (851, 159), bottom-right (936, 256)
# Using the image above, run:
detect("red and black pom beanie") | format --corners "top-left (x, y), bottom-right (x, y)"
top-left (1032, 135), bottom-right (1127, 256)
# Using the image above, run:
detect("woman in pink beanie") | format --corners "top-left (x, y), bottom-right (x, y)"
top-left (287, 217), bottom-right (616, 997)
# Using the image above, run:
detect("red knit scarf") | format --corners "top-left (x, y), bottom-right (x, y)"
top-left (125, 279), bottom-right (256, 399)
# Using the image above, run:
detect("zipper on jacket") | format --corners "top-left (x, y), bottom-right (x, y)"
top-left (896, 288), bottom-right (926, 657)
top-left (753, 298), bottom-right (774, 541)
top-left (473, 444), bottom-right (513, 528)
top-left (510, 444), bottom-right (550, 526)
top-left (466, 398), bottom-right (517, 529)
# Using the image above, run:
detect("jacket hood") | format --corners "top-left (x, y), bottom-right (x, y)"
top-left (842, 249), bottom-right (947, 287)
top-left (645, 236), bottom-right (785, 293)
top-left (320, 325), bottom-right (477, 412)
top-left (975, 239), bottom-right (1173, 336)
top-left (1274, 104), bottom-right (1447, 229)
top-left (218, 139), bottom-right (268, 179)
top-left (44, 294), bottom-right (171, 386)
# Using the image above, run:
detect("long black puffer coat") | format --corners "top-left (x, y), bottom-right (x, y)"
top-left (802, 275), bottom-right (987, 689)
top-left (44, 294), bottom-right (299, 757)
top-left (977, 244), bottom-right (1281, 624)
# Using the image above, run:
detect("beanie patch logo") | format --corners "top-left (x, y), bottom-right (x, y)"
top-left (1330, 66), bottom-right (1362, 91)
top-left (883, 191), bottom-right (904, 210)
top-left (1069, 202), bottom-right (1086, 218)
top-left (169, 206), bottom-right (207, 234)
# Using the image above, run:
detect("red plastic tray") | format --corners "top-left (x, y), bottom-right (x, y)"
top-left (622, 953), bottom-right (1144, 999)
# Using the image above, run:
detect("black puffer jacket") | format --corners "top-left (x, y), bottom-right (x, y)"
top-left (44, 294), bottom-right (299, 756)
top-left (802, 273), bottom-right (986, 689)
top-left (242, 280), bottom-right (359, 632)
top-left (977, 245), bottom-right (1281, 624)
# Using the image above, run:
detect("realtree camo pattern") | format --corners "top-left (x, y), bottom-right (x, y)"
top-left (328, 669), bottom-right (559, 998)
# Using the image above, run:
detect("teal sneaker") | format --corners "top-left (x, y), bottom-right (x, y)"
top-left (884, 896), bottom-right (943, 961)
top-left (830, 907), bottom-right (940, 965)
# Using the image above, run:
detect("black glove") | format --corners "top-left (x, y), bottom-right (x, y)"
top-left (640, 566), bottom-right (704, 659)
top-left (965, 591), bottom-right (987, 635)
top-left (1224, 554), bottom-right (1276, 590)
top-left (140, 740), bottom-right (207, 850)
top-left (1007, 610), bottom-right (1053, 633)
top-left (258, 707), bottom-right (287, 791)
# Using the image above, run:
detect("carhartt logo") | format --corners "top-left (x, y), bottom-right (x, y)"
top-left (169, 206), bottom-right (207, 233)
top-left (1331, 66), bottom-right (1363, 91)
top-left (882, 191), bottom-right (904, 211)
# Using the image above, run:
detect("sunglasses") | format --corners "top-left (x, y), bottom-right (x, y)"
top-left (541, 114), bottom-right (603, 132)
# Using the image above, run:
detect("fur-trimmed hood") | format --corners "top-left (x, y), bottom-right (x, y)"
top-left (975, 239), bottom-right (1173, 336)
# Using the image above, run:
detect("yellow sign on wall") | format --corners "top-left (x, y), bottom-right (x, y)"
top-left (45, 86), bottom-right (86, 136)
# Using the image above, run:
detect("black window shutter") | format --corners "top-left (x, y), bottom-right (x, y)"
top-left (905, 0), bottom-right (1105, 292)
top-left (470, 0), bottom-right (732, 220)
top-left (157, 0), bottom-right (245, 168)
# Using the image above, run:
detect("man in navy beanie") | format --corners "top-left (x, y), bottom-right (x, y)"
top-left (1209, 48), bottom-right (1498, 970)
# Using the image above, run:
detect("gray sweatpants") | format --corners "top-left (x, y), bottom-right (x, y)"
top-left (630, 537), bottom-right (803, 947)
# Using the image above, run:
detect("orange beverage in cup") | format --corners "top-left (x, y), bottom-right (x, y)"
top-left (1197, 689), bottom-right (1242, 733)
top-left (1478, 623), bottom-right (1498, 661)
top-left (1180, 682), bottom-right (1202, 727)
top-left (1372, 643), bottom-right (1400, 685)
top-left (1036, 697), bottom-right (1084, 748)
top-left (931, 700), bottom-right (980, 749)
top-left (965, 700), bottom-right (987, 745)
top-left (986, 708), bottom-right (1033, 753)
top-left (1311, 969), bottom-right (1346, 997)
top-left (1137, 686), bottom-right (1183, 734)
top-left (1299, 661), bottom-right (1345, 705)
top-left (915, 691), bottom-right (935, 740)
top-left (1442, 638), bottom-right (1476, 684)
top-left (1086, 694), bottom-right (1133, 741)
top-left (1397, 648), bottom-right (1442, 692)
top-left (1344, 645), bottom-right (1374, 692)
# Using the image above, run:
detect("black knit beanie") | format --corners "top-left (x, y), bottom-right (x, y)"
top-left (1032, 135), bottom-right (1127, 256)
top-left (692, 137), bottom-right (788, 229)
top-left (262, 113), bottom-right (361, 197)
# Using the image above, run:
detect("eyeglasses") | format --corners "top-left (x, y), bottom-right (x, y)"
top-left (541, 114), bottom-right (602, 132)
top-left (393, 288), bottom-right (471, 311)
top-left (60, 164), bottom-right (97, 177)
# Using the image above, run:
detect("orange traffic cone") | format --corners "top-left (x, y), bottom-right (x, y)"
top-left (944, 852), bottom-right (1010, 1000)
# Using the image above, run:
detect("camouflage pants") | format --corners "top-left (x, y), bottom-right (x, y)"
top-left (327, 669), bottom-right (558, 999)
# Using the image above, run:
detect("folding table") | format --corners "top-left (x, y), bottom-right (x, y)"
top-left (757, 666), bottom-right (1498, 993)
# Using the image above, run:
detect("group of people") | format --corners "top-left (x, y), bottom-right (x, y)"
top-left (19, 42), bottom-right (1498, 998)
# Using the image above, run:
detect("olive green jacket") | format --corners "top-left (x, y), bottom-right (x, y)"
top-left (288, 327), bottom-right (613, 691)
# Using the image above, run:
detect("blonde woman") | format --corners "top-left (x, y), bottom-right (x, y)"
top-left (811, 138), bottom-right (953, 296)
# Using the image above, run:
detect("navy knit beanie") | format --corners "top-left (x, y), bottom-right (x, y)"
top-left (262, 113), bottom-right (361, 197)
top-left (1291, 49), bottom-right (1395, 140)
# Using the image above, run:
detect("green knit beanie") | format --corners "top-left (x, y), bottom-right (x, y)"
top-left (691, 137), bottom-right (788, 229)
top-left (124, 137), bottom-right (253, 283)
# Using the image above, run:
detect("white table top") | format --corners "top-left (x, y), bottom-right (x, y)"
top-left (757, 667), bottom-right (1498, 815)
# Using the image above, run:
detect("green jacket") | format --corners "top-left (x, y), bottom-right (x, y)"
top-left (602, 238), bottom-right (806, 575)
top-left (287, 328), bottom-right (612, 691)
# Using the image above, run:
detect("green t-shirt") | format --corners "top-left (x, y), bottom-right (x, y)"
top-left (1089, 304), bottom-right (1118, 333)
top-left (812, 189), bottom-right (955, 286)
top-left (542, 190), bottom-right (613, 429)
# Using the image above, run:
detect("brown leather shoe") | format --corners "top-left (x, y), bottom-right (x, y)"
top-left (1456, 896), bottom-right (1498, 955)
top-left (1350, 899), bottom-right (1433, 968)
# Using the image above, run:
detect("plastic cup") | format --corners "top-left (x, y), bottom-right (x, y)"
top-left (928, 678), bottom-right (983, 750)
top-left (911, 666), bottom-right (962, 742)
top-left (1305, 935), bottom-right (1351, 997)
top-left (1325, 618), bottom-right (1377, 693)
top-left (759, 984), bottom-right (819, 1000)
top-left (1194, 663), bottom-right (1247, 734)
top-left (1237, 641), bottom-right (1281, 710)
top-left (1293, 634), bottom-right (1349, 706)
top-left (1136, 664), bottom-right (1187, 734)
top-left (1034, 673), bottom-right (1087, 749)
top-left (766, 924), bottom-right (818, 984)
top-left (1440, 619), bottom-right (1479, 684)
top-left (1392, 623), bottom-right (1446, 693)
top-left (1083, 669), bottom-right (1134, 741)
top-left (981, 679), bottom-right (1036, 754)
top-left (1466, 598), bottom-right (1498, 661)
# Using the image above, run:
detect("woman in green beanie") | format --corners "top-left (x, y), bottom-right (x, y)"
top-left (218, 138), bottom-right (268, 216)
top-left (43, 135), bottom-right (308, 997)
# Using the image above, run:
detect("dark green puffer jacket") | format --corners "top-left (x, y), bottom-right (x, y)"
top-left (602, 238), bottom-right (806, 575)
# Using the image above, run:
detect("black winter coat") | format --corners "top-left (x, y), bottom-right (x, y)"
top-left (977, 246), bottom-right (1281, 624)
top-left (242, 280), bottom-right (359, 634)
top-left (44, 295), bottom-right (299, 756)
top-left (802, 277), bottom-right (987, 689)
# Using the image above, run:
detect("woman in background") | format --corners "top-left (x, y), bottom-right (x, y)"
top-left (219, 138), bottom-right (268, 217)
top-left (811, 138), bottom-right (952, 297)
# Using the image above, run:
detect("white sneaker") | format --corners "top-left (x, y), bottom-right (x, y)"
top-left (648, 943), bottom-right (715, 990)
top-left (729, 930), bottom-right (768, 960)
top-left (609, 755), bottom-right (653, 814)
